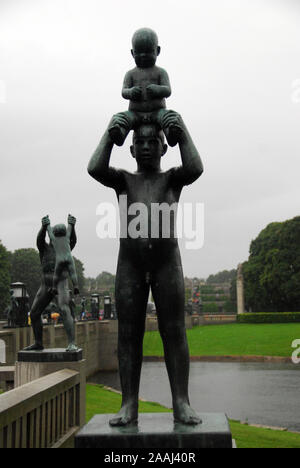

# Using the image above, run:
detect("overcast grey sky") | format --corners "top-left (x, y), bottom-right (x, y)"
top-left (0, 0), bottom-right (300, 279)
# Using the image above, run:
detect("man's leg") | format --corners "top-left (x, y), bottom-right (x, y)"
top-left (109, 261), bottom-right (149, 426)
top-left (151, 263), bottom-right (201, 425)
top-left (24, 285), bottom-right (54, 350)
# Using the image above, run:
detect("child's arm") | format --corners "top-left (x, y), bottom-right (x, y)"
top-left (163, 111), bottom-right (204, 186)
top-left (146, 68), bottom-right (171, 99)
top-left (122, 71), bottom-right (142, 101)
top-left (87, 115), bottom-right (126, 191)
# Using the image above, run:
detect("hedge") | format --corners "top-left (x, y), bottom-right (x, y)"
top-left (237, 313), bottom-right (300, 324)
top-left (202, 303), bottom-right (219, 313)
top-left (201, 295), bottom-right (229, 302)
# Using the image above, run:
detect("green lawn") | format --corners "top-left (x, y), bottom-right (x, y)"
top-left (86, 384), bottom-right (171, 423)
top-left (86, 384), bottom-right (300, 449)
top-left (143, 323), bottom-right (300, 357)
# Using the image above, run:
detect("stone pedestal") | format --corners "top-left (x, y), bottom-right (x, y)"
top-left (237, 263), bottom-right (245, 315)
top-left (15, 348), bottom-right (86, 426)
top-left (75, 413), bottom-right (233, 449)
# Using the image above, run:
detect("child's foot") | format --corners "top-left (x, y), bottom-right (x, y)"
top-left (109, 403), bottom-right (138, 427)
top-left (164, 124), bottom-right (182, 147)
top-left (108, 124), bottom-right (128, 146)
top-left (173, 401), bottom-right (202, 425)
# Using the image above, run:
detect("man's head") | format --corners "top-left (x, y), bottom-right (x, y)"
top-left (131, 28), bottom-right (160, 68)
top-left (130, 123), bottom-right (167, 171)
top-left (52, 224), bottom-right (67, 237)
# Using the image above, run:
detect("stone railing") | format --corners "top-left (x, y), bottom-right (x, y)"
top-left (0, 369), bottom-right (83, 448)
top-left (0, 320), bottom-right (118, 376)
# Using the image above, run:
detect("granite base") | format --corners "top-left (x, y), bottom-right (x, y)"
top-left (18, 348), bottom-right (83, 362)
top-left (75, 413), bottom-right (232, 449)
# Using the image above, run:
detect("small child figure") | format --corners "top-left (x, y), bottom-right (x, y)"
top-left (108, 27), bottom-right (181, 147)
top-left (45, 216), bottom-right (80, 297)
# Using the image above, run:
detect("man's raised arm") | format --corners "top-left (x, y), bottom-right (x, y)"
top-left (37, 216), bottom-right (50, 253)
top-left (67, 214), bottom-right (77, 251)
top-left (87, 115), bottom-right (126, 190)
top-left (163, 111), bottom-right (204, 186)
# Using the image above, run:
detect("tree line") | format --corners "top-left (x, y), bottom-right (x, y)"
top-left (243, 216), bottom-right (300, 312)
top-left (0, 242), bottom-right (85, 313)
top-left (1, 215), bottom-right (299, 315)
top-left (207, 216), bottom-right (300, 312)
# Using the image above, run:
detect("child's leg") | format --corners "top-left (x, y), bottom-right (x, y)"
top-left (151, 260), bottom-right (201, 425)
top-left (57, 279), bottom-right (77, 351)
top-left (52, 262), bottom-right (64, 294)
top-left (109, 259), bottom-right (149, 426)
top-left (67, 258), bottom-right (79, 295)
top-left (156, 109), bottom-right (182, 147)
top-left (108, 111), bottom-right (136, 146)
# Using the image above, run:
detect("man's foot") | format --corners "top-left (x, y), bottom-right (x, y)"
top-left (109, 403), bottom-right (138, 427)
top-left (173, 401), bottom-right (202, 425)
top-left (23, 343), bottom-right (44, 351)
top-left (66, 343), bottom-right (78, 353)
top-left (108, 124), bottom-right (128, 146)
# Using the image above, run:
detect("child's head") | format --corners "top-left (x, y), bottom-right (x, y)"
top-left (131, 28), bottom-right (160, 68)
top-left (52, 224), bottom-right (67, 237)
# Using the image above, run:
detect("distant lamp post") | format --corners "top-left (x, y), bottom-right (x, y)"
top-left (10, 282), bottom-right (29, 327)
top-left (11, 282), bottom-right (26, 299)
top-left (104, 296), bottom-right (112, 320)
top-left (91, 293), bottom-right (100, 320)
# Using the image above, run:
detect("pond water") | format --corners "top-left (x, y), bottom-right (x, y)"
top-left (89, 361), bottom-right (300, 432)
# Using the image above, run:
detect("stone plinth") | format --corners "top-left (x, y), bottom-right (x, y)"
top-left (17, 348), bottom-right (83, 363)
top-left (15, 348), bottom-right (86, 426)
top-left (75, 413), bottom-right (232, 449)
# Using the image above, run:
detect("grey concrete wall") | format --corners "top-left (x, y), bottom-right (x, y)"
top-left (0, 320), bottom-right (118, 377)
top-left (0, 315), bottom-right (237, 377)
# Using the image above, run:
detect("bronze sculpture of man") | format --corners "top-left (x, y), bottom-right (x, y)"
top-left (88, 107), bottom-right (204, 425)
